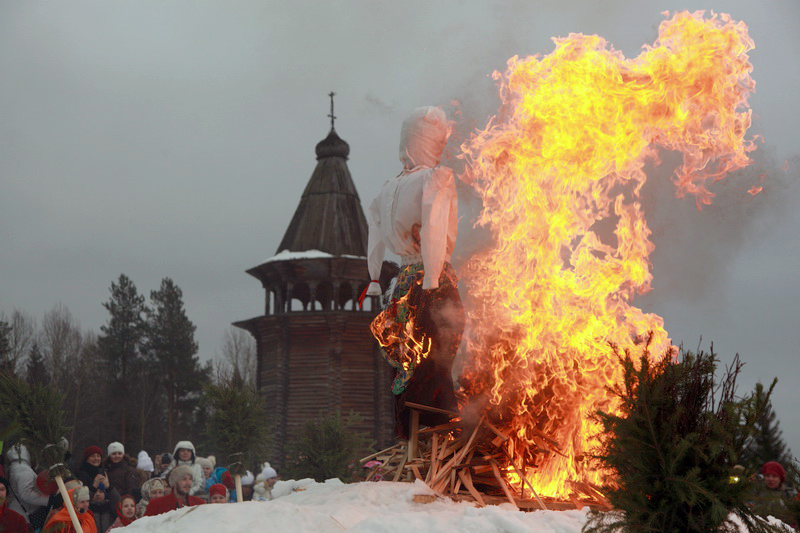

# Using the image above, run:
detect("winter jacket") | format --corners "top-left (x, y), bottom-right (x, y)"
top-left (366, 106), bottom-right (457, 296)
top-left (143, 493), bottom-right (204, 517)
top-left (5, 444), bottom-right (49, 519)
top-left (747, 481), bottom-right (797, 528)
top-left (160, 442), bottom-right (204, 496)
top-left (75, 460), bottom-right (119, 533)
top-left (0, 501), bottom-right (29, 533)
top-left (41, 507), bottom-right (97, 533)
top-left (101, 456), bottom-right (140, 502)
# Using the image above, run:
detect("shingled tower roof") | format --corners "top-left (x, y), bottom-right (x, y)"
top-left (275, 104), bottom-right (369, 256)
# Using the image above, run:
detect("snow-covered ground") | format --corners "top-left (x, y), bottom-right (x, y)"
top-left (120, 478), bottom-right (791, 533)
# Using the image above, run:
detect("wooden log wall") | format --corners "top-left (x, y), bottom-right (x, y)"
top-left (247, 312), bottom-right (394, 468)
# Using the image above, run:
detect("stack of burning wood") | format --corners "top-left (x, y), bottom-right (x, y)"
top-left (360, 402), bottom-right (611, 511)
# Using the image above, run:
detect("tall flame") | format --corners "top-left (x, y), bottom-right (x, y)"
top-left (459, 11), bottom-right (755, 498)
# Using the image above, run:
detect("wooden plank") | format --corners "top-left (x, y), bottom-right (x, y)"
top-left (404, 401), bottom-right (459, 417)
top-left (572, 482), bottom-right (613, 511)
top-left (392, 455), bottom-right (408, 482)
top-left (568, 494), bottom-right (584, 510)
top-left (484, 420), bottom-right (509, 442)
top-left (503, 452), bottom-right (548, 511)
top-left (490, 460), bottom-right (519, 510)
top-left (418, 421), bottom-right (461, 435)
top-left (457, 470), bottom-right (485, 506)
top-left (408, 410), bottom-right (420, 460)
top-left (409, 464), bottom-right (423, 481)
top-left (426, 433), bottom-right (438, 484)
top-left (453, 416), bottom-right (484, 468)
top-left (360, 443), bottom-right (401, 463)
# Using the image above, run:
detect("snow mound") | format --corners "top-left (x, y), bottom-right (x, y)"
top-left (121, 479), bottom-right (590, 533)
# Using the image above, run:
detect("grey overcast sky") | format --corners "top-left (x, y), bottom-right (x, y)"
top-left (2, 1), bottom-right (799, 450)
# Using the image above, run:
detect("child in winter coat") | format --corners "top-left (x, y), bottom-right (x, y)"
top-left (107, 494), bottom-right (136, 530)
top-left (252, 464), bottom-right (278, 502)
top-left (135, 478), bottom-right (165, 518)
top-left (41, 486), bottom-right (97, 533)
top-left (208, 484), bottom-right (228, 504)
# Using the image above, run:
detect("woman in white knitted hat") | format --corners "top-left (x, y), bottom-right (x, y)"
top-left (102, 442), bottom-right (141, 501)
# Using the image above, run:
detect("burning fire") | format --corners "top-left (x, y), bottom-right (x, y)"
top-left (459, 11), bottom-right (755, 498)
top-left (371, 292), bottom-right (432, 374)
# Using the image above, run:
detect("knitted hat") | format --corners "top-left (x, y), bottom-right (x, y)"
top-left (137, 451), bottom-right (154, 472)
top-left (241, 470), bottom-right (254, 485)
top-left (207, 455), bottom-right (216, 468)
top-left (762, 461), bottom-right (786, 484)
top-left (107, 442), bottom-right (125, 455)
top-left (83, 445), bottom-right (103, 461)
top-left (261, 463), bottom-right (277, 480)
top-left (209, 483), bottom-right (227, 498)
top-left (72, 486), bottom-right (90, 504)
top-left (168, 464), bottom-right (194, 487)
top-left (196, 457), bottom-right (212, 470)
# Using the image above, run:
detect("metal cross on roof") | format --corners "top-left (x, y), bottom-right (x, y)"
top-left (328, 91), bottom-right (336, 130)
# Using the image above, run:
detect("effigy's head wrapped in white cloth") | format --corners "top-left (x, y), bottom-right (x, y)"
top-left (399, 106), bottom-right (451, 170)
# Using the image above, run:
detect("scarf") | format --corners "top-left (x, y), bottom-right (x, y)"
top-left (115, 498), bottom-right (136, 527)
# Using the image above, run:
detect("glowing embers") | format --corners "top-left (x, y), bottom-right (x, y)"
top-left (459, 11), bottom-right (755, 498)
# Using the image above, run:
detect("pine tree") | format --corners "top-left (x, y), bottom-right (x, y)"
top-left (204, 383), bottom-right (272, 478)
top-left (583, 347), bottom-right (785, 533)
top-left (283, 412), bottom-right (374, 482)
top-left (25, 342), bottom-right (49, 386)
top-left (741, 382), bottom-right (794, 477)
top-left (98, 274), bottom-right (148, 444)
top-left (0, 372), bottom-right (71, 478)
top-left (146, 277), bottom-right (205, 447)
top-left (0, 319), bottom-right (11, 373)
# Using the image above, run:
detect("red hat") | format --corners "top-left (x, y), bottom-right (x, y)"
top-left (84, 445), bottom-right (103, 461)
top-left (762, 461), bottom-right (786, 484)
top-left (209, 483), bottom-right (227, 498)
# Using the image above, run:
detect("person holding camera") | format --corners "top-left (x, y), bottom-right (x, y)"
top-left (76, 445), bottom-right (119, 533)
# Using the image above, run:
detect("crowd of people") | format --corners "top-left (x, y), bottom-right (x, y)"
top-left (1, 440), bottom-right (280, 533)
top-left (1, 437), bottom-right (797, 532)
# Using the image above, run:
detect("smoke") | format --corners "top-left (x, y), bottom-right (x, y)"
top-left (637, 144), bottom-right (800, 309)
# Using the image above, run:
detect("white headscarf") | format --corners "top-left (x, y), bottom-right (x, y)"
top-left (399, 106), bottom-right (450, 170)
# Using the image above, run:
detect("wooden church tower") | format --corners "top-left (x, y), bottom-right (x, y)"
top-left (235, 95), bottom-right (397, 466)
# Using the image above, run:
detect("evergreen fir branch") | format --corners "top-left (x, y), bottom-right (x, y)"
top-left (0, 372), bottom-right (71, 477)
top-left (583, 347), bottom-right (788, 533)
top-left (204, 383), bottom-right (272, 476)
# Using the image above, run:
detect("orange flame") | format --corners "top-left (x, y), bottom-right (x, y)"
top-left (371, 290), bottom-right (433, 371)
top-left (459, 11), bottom-right (755, 498)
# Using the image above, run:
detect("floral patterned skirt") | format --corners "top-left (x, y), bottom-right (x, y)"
top-left (370, 262), bottom-right (465, 438)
